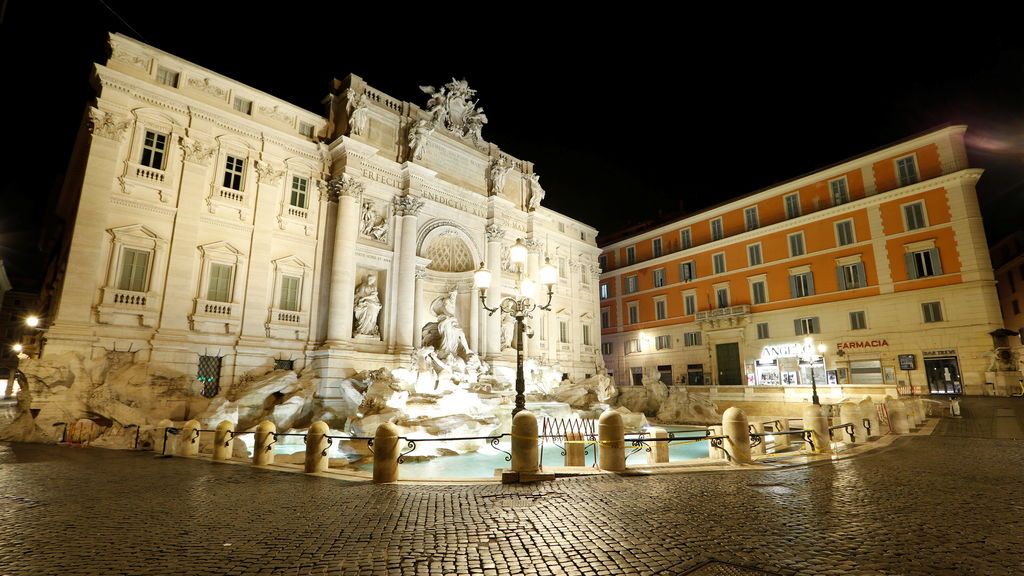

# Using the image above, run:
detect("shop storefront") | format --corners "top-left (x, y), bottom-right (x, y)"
top-left (751, 343), bottom-right (824, 387)
top-left (922, 348), bottom-right (962, 394)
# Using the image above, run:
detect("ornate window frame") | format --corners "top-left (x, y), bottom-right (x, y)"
top-left (277, 158), bottom-right (321, 236)
top-left (267, 256), bottom-right (310, 340)
top-left (97, 224), bottom-right (167, 327)
top-left (206, 136), bottom-right (256, 221)
top-left (120, 109), bottom-right (181, 203)
top-left (190, 241), bottom-right (245, 333)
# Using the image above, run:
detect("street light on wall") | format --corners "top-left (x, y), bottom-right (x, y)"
top-left (474, 238), bottom-right (557, 417)
top-left (802, 337), bottom-right (827, 406)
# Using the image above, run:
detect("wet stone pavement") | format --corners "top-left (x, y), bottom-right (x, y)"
top-left (1, 398), bottom-right (1022, 576)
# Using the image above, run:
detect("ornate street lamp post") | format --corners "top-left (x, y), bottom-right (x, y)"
top-left (474, 238), bottom-right (558, 417)
top-left (802, 337), bottom-right (828, 406)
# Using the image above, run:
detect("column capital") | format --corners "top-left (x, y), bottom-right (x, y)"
top-left (523, 238), bottom-right (544, 254)
top-left (393, 194), bottom-right (424, 217)
top-left (86, 107), bottom-right (130, 141)
top-left (326, 174), bottom-right (363, 202)
top-left (485, 223), bottom-right (505, 242)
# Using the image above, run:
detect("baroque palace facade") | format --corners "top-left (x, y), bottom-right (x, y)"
top-left (599, 125), bottom-right (1009, 397)
top-left (42, 34), bottom-right (601, 396)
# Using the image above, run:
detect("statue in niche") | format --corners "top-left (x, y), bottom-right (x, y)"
top-left (360, 201), bottom-right (389, 242)
top-left (527, 173), bottom-right (545, 211)
top-left (489, 156), bottom-right (511, 196)
top-left (345, 89), bottom-right (370, 136)
top-left (419, 289), bottom-right (483, 381)
top-left (353, 274), bottom-right (382, 337)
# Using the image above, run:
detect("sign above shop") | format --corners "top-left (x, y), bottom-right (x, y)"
top-left (760, 343), bottom-right (804, 359)
top-left (836, 339), bottom-right (889, 350)
top-left (922, 348), bottom-right (957, 357)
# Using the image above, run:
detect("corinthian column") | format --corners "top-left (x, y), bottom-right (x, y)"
top-left (326, 175), bottom-right (363, 342)
top-left (394, 195), bottom-right (424, 350)
top-left (485, 224), bottom-right (505, 360)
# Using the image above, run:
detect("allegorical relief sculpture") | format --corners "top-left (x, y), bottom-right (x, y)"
top-left (420, 79), bottom-right (489, 141)
top-left (359, 201), bottom-right (389, 242)
top-left (353, 274), bottom-right (382, 338)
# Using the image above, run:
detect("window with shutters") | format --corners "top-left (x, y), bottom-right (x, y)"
top-left (118, 248), bottom-right (151, 292)
top-left (627, 339), bottom-right (640, 354)
top-left (896, 155), bottom-right (919, 186)
top-left (747, 243), bottom-right (763, 266)
top-left (626, 246), bottom-right (636, 265)
top-left (601, 308), bottom-right (610, 329)
top-left (902, 201), bottom-right (927, 231)
top-left (624, 275), bottom-right (638, 294)
top-left (922, 301), bottom-right (943, 323)
top-left (744, 206), bottom-right (759, 231)
top-left (652, 238), bottom-right (662, 257)
top-left (582, 324), bottom-right (592, 346)
top-left (601, 342), bottom-right (612, 355)
top-left (684, 332), bottom-right (702, 346)
top-left (835, 220), bottom-right (855, 246)
top-left (684, 292), bottom-right (696, 316)
top-left (655, 297), bottom-right (667, 320)
top-left (279, 275), bottom-right (300, 311)
top-left (906, 248), bottom-right (942, 279)
top-left (628, 302), bottom-right (639, 324)
top-left (679, 261), bottom-right (695, 282)
top-left (788, 232), bottom-right (805, 257)
top-left (600, 283), bottom-right (609, 299)
top-left (656, 335), bottom-right (671, 349)
top-left (715, 286), bottom-right (730, 308)
top-left (790, 271), bottom-right (815, 298)
top-left (784, 193), bottom-right (801, 219)
top-left (837, 262), bottom-right (868, 290)
top-left (232, 96), bottom-right (253, 115)
top-left (756, 322), bottom-right (770, 339)
top-left (829, 177), bottom-right (850, 206)
top-left (849, 311), bottom-right (867, 330)
top-left (155, 66), bottom-right (179, 87)
top-left (206, 263), bottom-right (234, 302)
top-left (680, 228), bottom-right (692, 249)
top-left (653, 268), bottom-right (666, 287)
top-left (751, 280), bottom-right (767, 304)
top-left (794, 317), bottom-right (820, 335)
top-left (710, 218), bottom-right (724, 241)
top-left (559, 320), bottom-right (569, 343)
top-left (712, 253), bottom-right (726, 275)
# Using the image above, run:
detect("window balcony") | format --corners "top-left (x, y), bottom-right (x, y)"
top-left (131, 163), bottom-right (167, 184)
top-left (190, 299), bottom-right (242, 333)
top-left (218, 187), bottom-right (245, 204)
top-left (97, 287), bottom-right (160, 327)
top-left (696, 304), bottom-right (750, 329)
top-left (266, 308), bottom-right (309, 340)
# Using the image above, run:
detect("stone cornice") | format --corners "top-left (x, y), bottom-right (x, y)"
top-left (94, 66), bottom-right (321, 162)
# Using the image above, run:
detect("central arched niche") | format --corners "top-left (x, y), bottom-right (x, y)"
top-left (419, 221), bottom-right (481, 273)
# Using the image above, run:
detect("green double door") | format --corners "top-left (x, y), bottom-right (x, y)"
top-left (715, 342), bottom-right (742, 386)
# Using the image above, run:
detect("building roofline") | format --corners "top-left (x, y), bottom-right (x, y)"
top-left (598, 123), bottom-right (966, 249)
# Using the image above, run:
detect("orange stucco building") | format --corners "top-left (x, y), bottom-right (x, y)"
top-left (599, 126), bottom-right (1008, 397)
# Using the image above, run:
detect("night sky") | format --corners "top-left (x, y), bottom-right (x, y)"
top-left (2, 2), bottom-right (1023, 289)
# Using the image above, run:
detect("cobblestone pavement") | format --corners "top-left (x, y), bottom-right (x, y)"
top-left (1, 398), bottom-right (1022, 576)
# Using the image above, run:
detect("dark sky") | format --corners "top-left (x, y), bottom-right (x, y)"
top-left (2, 2), bottom-right (1023, 288)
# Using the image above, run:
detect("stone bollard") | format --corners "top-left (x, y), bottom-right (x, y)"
top-left (177, 419), bottom-right (200, 457)
top-left (155, 419), bottom-right (174, 454)
top-left (253, 421), bottom-right (276, 466)
top-left (859, 397), bottom-right (880, 439)
top-left (372, 422), bottom-right (400, 484)
top-left (722, 407), bottom-right (752, 464)
top-left (885, 396), bottom-right (910, 434)
top-left (511, 411), bottom-right (539, 474)
top-left (304, 421), bottom-right (330, 473)
top-left (213, 420), bottom-right (233, 461)
top-left (839, 402), bottom-right (859, 444)
top-left (775, 418), bottom-right (791, 449)
top-left (900, 399), bottom-right (918, 428)
top-left (565, 431), bottom-right (586, 467)
top-left (752, 421), bottom-right (766, 455)
top-left (646, 427), bottom-right (669, 464)
top-left (915, 398), bottom-right (927, 422)
top-left (802, 404), bottom-right (831, 454)
top-left (598, 410), bottom-right (626, 472)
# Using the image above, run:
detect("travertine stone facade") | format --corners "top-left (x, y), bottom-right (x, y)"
top-left (599, 126), bottom-right (1006, 396)
top-left (42, 34), bottom-right (600, 408)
